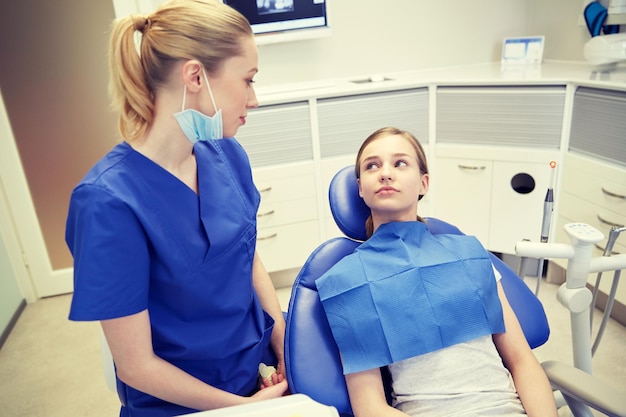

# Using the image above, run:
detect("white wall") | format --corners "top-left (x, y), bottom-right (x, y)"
top-left (0, 230), bottom-right (23, 340)
top-left (255, 0), bottom-right (603, 86)
top-left (115, 0), bottom-right (599, 86)
top-left (530, 0), bottom-right (591, 62)
top-left (254, 0), bottom-right (532, 86)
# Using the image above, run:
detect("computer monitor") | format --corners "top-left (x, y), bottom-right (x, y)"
top-left (223, 0), bottom-right (331, 45)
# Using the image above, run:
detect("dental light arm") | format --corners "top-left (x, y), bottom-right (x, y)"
top-left (516, 223), bottom-right (626, 417)
top-left (515, 241), bottom-right (574, 260)
top-left (542, 361), bottom-right (626, 417)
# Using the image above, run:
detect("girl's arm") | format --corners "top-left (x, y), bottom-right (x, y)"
top-left (345, 368), bottom-right (409, 417)
top-left (493, 282), bottom-right (558, 417)
top-left (251, 250), bottom-right (287, 383)
top-left (101, 310), bottom-right (288, 411)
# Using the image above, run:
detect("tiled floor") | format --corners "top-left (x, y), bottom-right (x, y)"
top-left (0, 276), bottom-right (624, 416)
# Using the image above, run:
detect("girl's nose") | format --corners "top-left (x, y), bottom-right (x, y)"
top-left (380, 164), bottom-right (393, 181)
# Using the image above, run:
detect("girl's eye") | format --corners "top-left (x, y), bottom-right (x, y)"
top-left (395, 160), bottom-right (408, 167)
top-left (364, 162), bottom-right (378, 171)
top-left (246, 79), bottom-right (256, 87)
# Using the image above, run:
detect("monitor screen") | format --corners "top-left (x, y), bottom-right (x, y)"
top-left (224, 0), bottom-right (329, 43)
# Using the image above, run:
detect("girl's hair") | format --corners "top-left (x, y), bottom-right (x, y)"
top-left (108, 0), bottom-right (253, 141)
top-left (354, 126), bottom-right (429, 238)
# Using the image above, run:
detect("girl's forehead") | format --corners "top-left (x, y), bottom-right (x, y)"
top-left (362, 135), bottom-right (416, 157)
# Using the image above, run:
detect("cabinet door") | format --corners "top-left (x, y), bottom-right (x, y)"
top-left (318, 88), bottom-right (429, 159)
top-left (236, 101), bottom-right (313, 167)
top-left (434, 157), bottom-right (492, 245)
top-left (489, 161), bottom-right (552, 254)
top-left (436, 86), bottom-right (565, 149)
top-left (570, 87), bottom-right (626, 168)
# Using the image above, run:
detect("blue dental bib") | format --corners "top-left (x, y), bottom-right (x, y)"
top-left (316, 221), bottom-right (505, 374)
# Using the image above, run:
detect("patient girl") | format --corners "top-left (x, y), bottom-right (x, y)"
top-left (315, 127), bottom-right (558, 417)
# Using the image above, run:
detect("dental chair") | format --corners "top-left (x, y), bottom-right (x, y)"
top-left (284, 165), bottom-right (626, 417)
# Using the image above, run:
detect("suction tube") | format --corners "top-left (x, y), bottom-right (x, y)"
top-left (590, 225), bottom-right (626, 356)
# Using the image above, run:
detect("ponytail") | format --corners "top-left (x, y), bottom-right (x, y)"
top-left (108, 15), bottom-right (154, 141)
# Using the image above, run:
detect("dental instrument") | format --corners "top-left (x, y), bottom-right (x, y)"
top-left (519, 161), bottom-right (557, 295)
top-left (535, 161), bottom-right (557, 295)
top-left (516, 223), bottom-right (626, 417)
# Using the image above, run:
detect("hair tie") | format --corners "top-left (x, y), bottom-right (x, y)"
top-left (132, 15), bottom-right (151, 34)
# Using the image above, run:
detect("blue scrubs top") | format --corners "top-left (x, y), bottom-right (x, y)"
top-left (66, 139), bottom-right (274, 417)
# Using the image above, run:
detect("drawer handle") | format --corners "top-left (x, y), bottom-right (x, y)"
top-left (458, 164), bottom-right (486, 171)
top-left (257, 209), bottom-right (275, 218)
top-left (258, 186), bottom-right (273, 193)
top-left (258, 233), bottom-right (278, 241)
top-left (601, 186), bottom-right (626, 200)
top-left (597, 214), bottom-right (624, 228)
top-left (594, 243), bottom-right (621, 255)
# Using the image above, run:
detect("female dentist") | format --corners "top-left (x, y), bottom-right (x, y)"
top-left (65, 1), bottom-right (288, 416)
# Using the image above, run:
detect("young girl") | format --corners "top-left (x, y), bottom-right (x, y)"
top-left (316, 127), bottom-right (558, 417)
top-left (66, 1), bottom-right (287, 415)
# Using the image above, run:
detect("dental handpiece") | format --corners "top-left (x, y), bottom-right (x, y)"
top-left (540, 161), bottom-right (557, 243)
top-left (604, 225), bottom-right (626, 256)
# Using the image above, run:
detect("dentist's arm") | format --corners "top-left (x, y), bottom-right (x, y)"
top-left (252, 250), bottom-right (287, 384)
top-left (101, 311), bottom-right (288, 411)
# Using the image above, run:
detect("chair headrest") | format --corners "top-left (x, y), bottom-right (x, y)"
top-left (329, 165), bottom-right (370, 242)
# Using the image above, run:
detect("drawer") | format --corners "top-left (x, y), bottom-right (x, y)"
top-left (256, 220), bottom-right (321, 273)
top-left (561, 153), bottom-right (626, 215)
top-left (257, 197), bottom-right (318, 228)
top-left (253, 162), bottom-right (317, 204)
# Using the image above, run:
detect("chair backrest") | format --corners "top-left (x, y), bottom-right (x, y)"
top-left (284, 165), bottom-right (550, 416)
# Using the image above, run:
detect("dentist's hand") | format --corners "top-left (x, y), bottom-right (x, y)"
top-left (253, 378), bottom-right (289, 400)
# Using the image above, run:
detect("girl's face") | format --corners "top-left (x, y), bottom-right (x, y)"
top-left (205, 35), bottom-right (259, 138)
top-left (357, 134), bottom-right (429, 229)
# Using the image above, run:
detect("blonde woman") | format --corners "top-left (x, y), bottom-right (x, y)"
top-left (66, 1), bottom-right (287, 415)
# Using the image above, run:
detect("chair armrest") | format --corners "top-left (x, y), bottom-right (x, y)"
top-left (542, 360), bottom-right (626, 417)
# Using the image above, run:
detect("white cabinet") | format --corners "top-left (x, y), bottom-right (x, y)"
top-left (436, 86), bottom-right (566, 149)
top-left (237, 101), bottom-right (314, 167)
top-left (434, 149), bottom-right (558, 254)
top-left (237, 101), bottom-right (320, 274)
top-left (489, 160), bottom-right (556, 253)
top-left (553, 153), bottom-right (626, 304)
top-left (317, 88), bottom-right (429, 159)
top-left (434, 156), bottom-right (492, 245)
top-left (253, 162), bottom-right (321, 273)
top-left (552, 85), bottom-right (626, 307)
top-left (434, 86), bottom-right (565, 254)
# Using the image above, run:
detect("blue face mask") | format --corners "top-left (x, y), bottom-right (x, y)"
top-left (174, 69), bottom-right (223, 143)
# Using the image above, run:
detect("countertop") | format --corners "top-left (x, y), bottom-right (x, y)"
top-left (255, 61), bottom-right (626, 105)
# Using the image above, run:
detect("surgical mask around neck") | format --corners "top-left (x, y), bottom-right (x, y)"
top-left (174, 69), bottom-right (223, 143)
